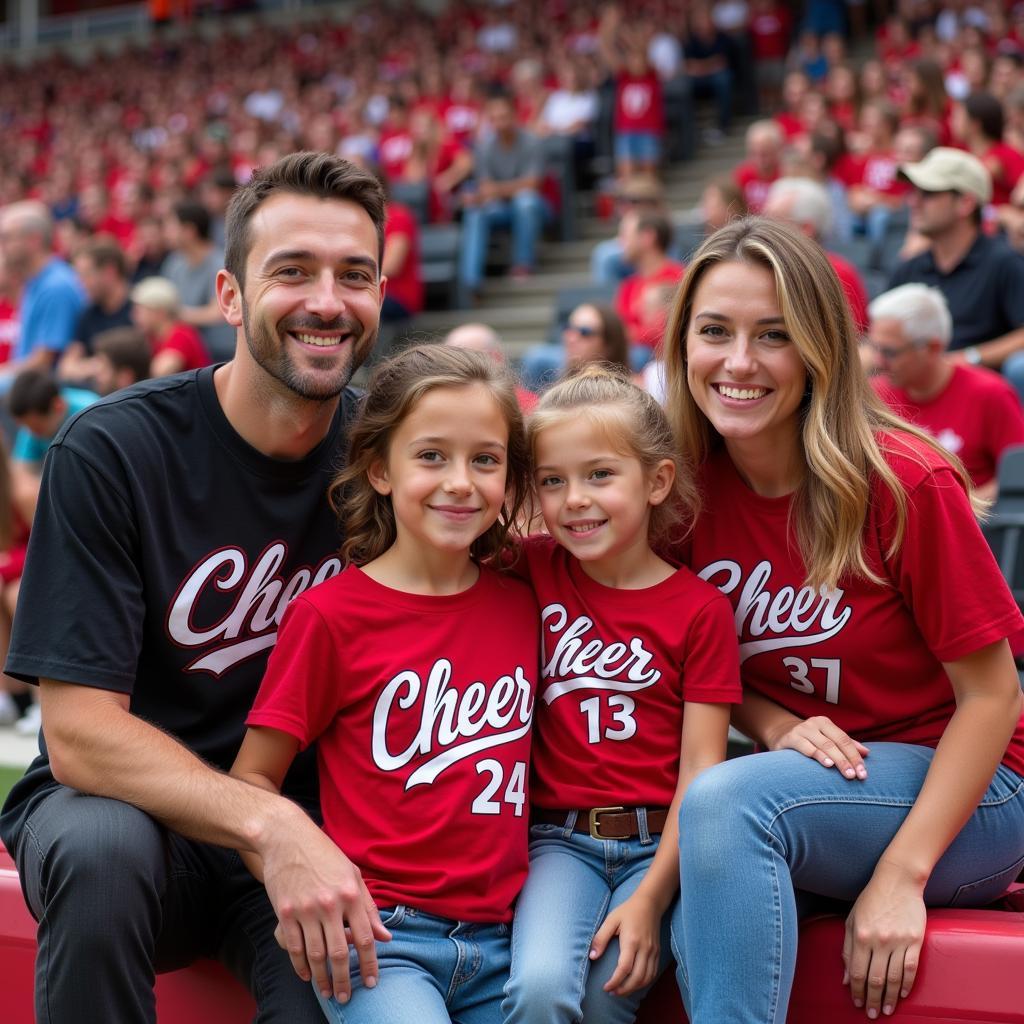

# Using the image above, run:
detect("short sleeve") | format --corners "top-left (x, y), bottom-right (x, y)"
top-left (681, 594), bottom-right (743, 703)
top-left (887, 466), bottom-right (1023, 662)
top-left (11, 427), bottom-right (46, 464)
top-left (6, 442), bottom-right (144, 690)
top-left (985, 380), bottom-right (1024, 460)
top-left (246, 597), bottom-right (344, 749)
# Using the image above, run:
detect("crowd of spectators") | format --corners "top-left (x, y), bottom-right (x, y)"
top-left (6, 0), bottom-right (1024, 728)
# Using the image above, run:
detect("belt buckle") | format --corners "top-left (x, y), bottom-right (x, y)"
top-left (588, 806), bottom-right (625, 840)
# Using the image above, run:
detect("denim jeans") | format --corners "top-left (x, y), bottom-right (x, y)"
top-left (590, 239), bottom-right (634, 287)
top-left (501, 817), bottom-right (677, 1024)
top-left (676, 744), bottom-right (1024, 1024)
top-left (999, 350), bottom-right (1024, 403)
top-left (459, 190), bottom-right (547, 291)
top-left (316, 905), bottom-right (510, 1024)
top-left (12, 784), bottom-right (321, 1023)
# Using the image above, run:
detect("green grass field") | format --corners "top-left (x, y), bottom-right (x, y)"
top-left (0, 765), bottom-right (24, 807)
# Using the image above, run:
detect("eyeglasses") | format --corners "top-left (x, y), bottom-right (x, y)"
top-left (565, 323), bottom-right (600, 338)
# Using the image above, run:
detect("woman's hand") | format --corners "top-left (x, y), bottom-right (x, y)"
top-left (589, 890), bottom-right (662, 997)
top-left (766, 715), bottom-right (870, 780)
top-left (843, 861), bottom-right (927, 1018)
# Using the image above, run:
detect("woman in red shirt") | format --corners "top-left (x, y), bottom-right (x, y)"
top-left (661, 218), bottom-right (1024, 1024)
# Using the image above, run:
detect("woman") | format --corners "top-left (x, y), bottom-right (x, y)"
top-left (662, 217), bottom-right (1024, 1023)
top-left (520, 303), bottom-right (631, 393)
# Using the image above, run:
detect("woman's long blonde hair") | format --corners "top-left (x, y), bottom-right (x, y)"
top-left (662, 216), bottom-right (977, 589)
top-left (329, 344), bottom-right (530, 567)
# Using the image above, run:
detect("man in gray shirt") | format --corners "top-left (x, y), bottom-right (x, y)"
top-left (458, 91), bottom-right (548, 295)
top-left (161, 201), bottom-right (236, 360)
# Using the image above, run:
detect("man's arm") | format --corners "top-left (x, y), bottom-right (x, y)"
top-left (948, 326), bottom-right (1024, 369)
top-left (41, 677), bottom-right (387, 994)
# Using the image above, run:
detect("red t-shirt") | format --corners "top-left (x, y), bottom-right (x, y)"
top-left (827, 251), bottom-right (869, 333)
top-left (851, 150), bottom-right (908, 197)
top-left (750, 6), bottom-right (791, 61)
top-left (384, 202), bottom-right (424, 315)
top-left (440, 98), bottom-right (481, 144)
top-left (248, 565), bottom-right (539, 923)
top-left (873, 365), bottom-right (1024, 488)
top-left (519, 536), bottom-right (741, 810)
top-left (615, 72), bottom-right (664, 136)
top-left (684, 437), bottom-right (1024, 777)
top-left (0, 297), bottom-right (19, 364)
top-left (983, 142), bottom-right (1024, 207)
top-left (774, 112), bottom-right (805, 141)
top-left (615, 261), bottom-right (686, 348)
top-left (378, 128), bottom-right (416, 182)
top-left (734, 161), bottom-right (780, 213)
top-left (155, 323), bottom-right (211, 371)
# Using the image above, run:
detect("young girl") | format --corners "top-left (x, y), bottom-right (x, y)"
top-left (502, 367), bottom-right (742, 1024)
top-left (231, 344), bottom-right (540, 1024)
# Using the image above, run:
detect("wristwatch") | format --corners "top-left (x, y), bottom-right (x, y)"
top-left (964, 346), bottom-right (983, 365)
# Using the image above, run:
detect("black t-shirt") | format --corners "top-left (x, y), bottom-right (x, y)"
top-left (887, 234), bottom-right (1024, 351)
top-left (75, 299), bottom-right (134, 354)
top-left (0, 366), bottom-right (358, 845)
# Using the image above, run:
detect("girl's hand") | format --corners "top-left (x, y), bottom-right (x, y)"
top-left (767, 715), bottom-right (870, 780)
top-left (589, 890), bottom-right (662, 997)
top-left (843, 862), bottom-right (927, 1019)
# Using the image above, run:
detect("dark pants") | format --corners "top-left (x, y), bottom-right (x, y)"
top-left (12, 785), bottom-right (321, 1024)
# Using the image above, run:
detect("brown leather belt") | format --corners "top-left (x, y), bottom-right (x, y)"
top-left (532, 806), bottom-right (670, 840)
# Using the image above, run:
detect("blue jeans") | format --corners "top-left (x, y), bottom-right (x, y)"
top-left (316, 905), bottom-right (510, 1024)
top-left (676, 744), bottom-right (1024, 1024)
top-left (501, 818), bottom-right (677, 1024)
top-left (459, 190), bottom-right (547, 291)
top-left (999, 349), bottom-right (1024, 403)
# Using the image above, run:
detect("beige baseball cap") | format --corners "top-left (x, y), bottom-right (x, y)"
top-left (130, 276), bottom-right (182, 314)
top-left (899, 147), bottom-right (992, 204)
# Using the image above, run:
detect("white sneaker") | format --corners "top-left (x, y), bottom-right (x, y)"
top-left (15, 701), bottom-right (41, 736)
top-left (0, 691), bottom-right (18, 726)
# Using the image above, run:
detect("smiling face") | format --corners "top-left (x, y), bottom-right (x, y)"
top-left (685, 260), bottom-right (807, 468)
top-left (370, 383), bottom-right (510, 561)
top-left (222, 192), bottom-right (384, 402)
top-left (533, 414), bottom-right (672, 580)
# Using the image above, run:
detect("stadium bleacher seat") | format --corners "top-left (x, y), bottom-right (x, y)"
top-left (984, 445), bottom-right (1024, 607)
top-left (4, 836), bottom-right (1021, 1024)
top-left (546, 283), bottom-right (615, 344)
top-left (420, 223), bottom-right (466, 310)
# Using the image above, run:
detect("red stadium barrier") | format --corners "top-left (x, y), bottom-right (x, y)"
top-left (2, 840), bottom-right (1021, 1023)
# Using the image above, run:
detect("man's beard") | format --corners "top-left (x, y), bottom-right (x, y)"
top-left (240, 295), bottom-right (377, 402)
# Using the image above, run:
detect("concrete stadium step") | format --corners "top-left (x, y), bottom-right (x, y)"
top-left (478, 270), bottom-right (600, 301)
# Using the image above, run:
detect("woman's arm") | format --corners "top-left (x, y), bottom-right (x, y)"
top-left (843, 638), bottom-right (1022, 1019)
top-left (733, 689), bottom-right (870, 780)
top-left (590, 701), bottom-right (732, 996)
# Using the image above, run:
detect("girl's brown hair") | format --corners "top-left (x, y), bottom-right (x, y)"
top-left (662, 216), bottom-right (978, 589)
top-left (528, 363), bottom-right (697, 548)
top-left (329, 343), bottom-right (530, 566)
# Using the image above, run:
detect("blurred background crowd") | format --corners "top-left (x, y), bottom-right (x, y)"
top-left (4, 0), bottom-right (1024, 732)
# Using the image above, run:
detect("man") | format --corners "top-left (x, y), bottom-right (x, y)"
top-left (763, 176), bottom-right (869, 333)
top-left (0, 153), bottom-right (390, 1023)
top-left (444, 321), bottom-right (537, 412)
top-left (0, 201), bottom-right (85, 382)
top-left (130, 276), bottom-right (211, 377)
top-left (870, 283), bottom-right (1024, 501)
top-left (90, 326), bottom-right (153, 396)
top-left (888, 147), bottom-right (1024, 390)
top-left (614, 210), bottom-right (685, 351)
top-left (589, 173), bottom-right (666, 286)
top-left (57, 239), bottom-right (134, 384)
top-left (161, 200), bottom-right (237, 362)
top-left (459, 90), bottom-right (547, 293)
top-left (732, 119), bottom-right (783, 213)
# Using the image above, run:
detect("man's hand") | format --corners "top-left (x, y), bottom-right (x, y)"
top-left (260, 819), bottom-right (391, 1003)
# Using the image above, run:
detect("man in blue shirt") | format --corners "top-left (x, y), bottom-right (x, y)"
top-left (8, 370), bottom-right (97, 521)
top-left (0, 202), bottom-right (85, 381)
